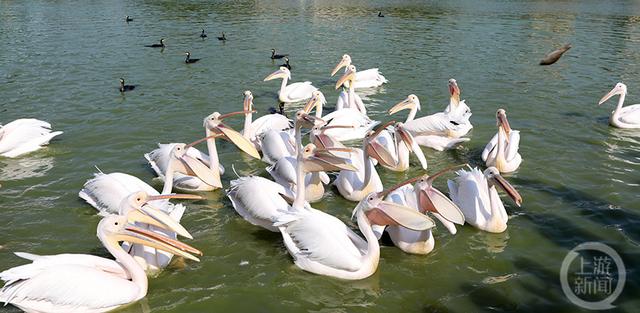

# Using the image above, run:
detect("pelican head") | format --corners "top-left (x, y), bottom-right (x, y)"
top-left (202, 112), bottom-right (260, 159)
top-left (354, 192), bottom-right (435, 230)
top-left (300, 143), bottom-right (357, 173)
top-left (598, 82), bottom-right (627, 105)
top-left (335, 65), bottom-right (357, 89)
top-left (496, 108), bottom-right (511, 133)
top-left (120, 191), bottom-right (203, 239)
top-left (389, 94), bottom-right (421, 115)
top-left (264, 67), bottom-right (291, 81)
top-left (303, 90), bottom-right (326, 115)
top-left (364, 122), bottom-right (397, 168)
top-left (98, 215), bottom-right (202, 262)
top-left (448, 78), bottom-right (460, 102)
top-left (484, 167), bottom-right (522, 207)
top-left (243, 90), bottom-right (254, 111)
top-left (331, 54), bottom-right (353, 76)
top-left (295, 110), bottom-right (326, 129)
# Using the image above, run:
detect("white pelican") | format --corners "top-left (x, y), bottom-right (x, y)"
top-left (334, 127), bottom-right (396, 202)
top-left (79, 165), bottom-right (203, 274)
top-left (303, 80), bottom-right (378, 142)
top-left (334, 65), bottom-right (366, 114)
top-left (447, 167), bottom-right (522, 233)
top-left (371, 121), bottom-right (427, 172)
top-left (227, 111), bottom-right (353, 231)
top-left (264, 67), bottom-right (317, 103)
top-left (0, 119), bottom-right (63, 158)
top-left (389, 94), bottom-right (470, 151)
top-left (239, 90), bottom-right (292, 149)
top-left (146, 111), bottom-right (260, 192)
top-left (330, 54), bottom-right (387, 89)
top-left (0, 213), bottom-right (201, 312)
top-left (229, 143), bottom-right (355, 231)
top-left (482, 109), bottom-right (522, 173)
top-left (374, 167), bottom-right (465, 255)
top-left (444, 79), bottom-right (472, 119)
top-left (275, 191), bottom-right (433, 280)
top-left (598, 82), bottom-right (640, 129)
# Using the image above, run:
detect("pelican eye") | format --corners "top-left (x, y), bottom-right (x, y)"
top-left (115, 222), bottom-right (119, 226)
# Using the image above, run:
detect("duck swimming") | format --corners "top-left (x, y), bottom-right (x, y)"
top-left (184, 52), bottom-right (200, 64)
top-left (271, 48), bottom-right (288, 60)
top-left (119, 78), bottom-right (135, 92)
top-left (146, 38), bottom-right (165, 48)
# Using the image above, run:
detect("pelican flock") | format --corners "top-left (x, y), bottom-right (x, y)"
top-left (2, 34), bottom-right (633, 311)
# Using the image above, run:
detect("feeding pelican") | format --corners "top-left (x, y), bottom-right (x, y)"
top-left (482, 109), bottom-right (522, 173)
top-left (447, 167), bottom-right (522, 233)
top-left (227, 111), bottom-right (354, 231)
top-left (389, 94), bottom-right (470, 151)
top-left (374, 166), bottom-right (465, 255)
top-left (0, 119), bottom-right (63, 158)
top-left (335, 65), bottom-right (366, 114)
top-left (0, 212), bottom-right (201, 312)
top-left (240, 90), bottom-right (292, 150)
top-left (264, 67), bottom-right (317, 103)
top-left (334, 126), bottom-right (396, 202)
top-left (598, 82), bottom-right (640, 129)
top-left (303, 79), bottom-right (378, 142)
top-left (146, 112), bottom-right (260, 192)
top-left (276, 191), bottom-right (433, 280)
top-left (330, 54), bottom-right (387, 89)
top-left (371, 121), bottom-right (427, 172)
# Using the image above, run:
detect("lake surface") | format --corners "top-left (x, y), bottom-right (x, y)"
top-left (1, 0), bottom-right (639, 312)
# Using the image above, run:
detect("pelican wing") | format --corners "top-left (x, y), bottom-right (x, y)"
top-left (246, 114), bottom-right (292, 140)
top-left (403, 112), bottom-right (457, 136)
top-left (284, 82), bottom-right (317, 102)
top-left (482, 133), bottom-right (499, 162)
top-left (506, 130), bottom-right (521, 162)
top-left (278, 211), bottom-right (362, 272)
top-left (619, 105), bottom-right (640, 125)
top-left (0, 264), bottom-right (138, 311)
top-left (0, 119), bottom-right (63, 158)
top-left (78, 172), bottom-right (159, 214)
top-left (226, 176), bottom-right (290, 231)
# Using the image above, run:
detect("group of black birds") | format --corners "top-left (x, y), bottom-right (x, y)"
top-left (119, 16), bottom-right (292, 93)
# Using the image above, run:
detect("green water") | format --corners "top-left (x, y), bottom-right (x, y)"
top-left (1, 0), bottom-right (639, 312)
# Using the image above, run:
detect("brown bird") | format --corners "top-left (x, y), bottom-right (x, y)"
top-left (539, 43), bottom-right (571, 65)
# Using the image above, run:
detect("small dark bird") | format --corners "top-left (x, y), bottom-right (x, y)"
top-left (280, 57), bottom-right (291, 70)
top-left (125, 15), bottom-right (133, 22)
top-left (539, 43), bottom-right (571, 65)
top-left (378, 11), bottom-right (384, 17)
top-left (146, 38), bottom-right (165, 48)
top-left (200, 29), bottom-right (207, 38)
top-left (119, 78), bottom-right (136, 92)
top-left (271, 49), bottom-right (288, 59)
top-left (184, 52), bottom-right (200, 64)
top-left (217, 32), bottom-right (226, 41)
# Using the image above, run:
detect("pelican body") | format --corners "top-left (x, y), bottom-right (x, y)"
top-left (264, 67), bottom-right (317, 103)
top-left (0, 212), bottom-right (201, 312)
top-left (276, 191), bottom-right (433, 280)
top-left (331, 54), bottom-right (387, 89)
top-left (482, 109), bottom-right (522, 173)
top-left (598, 82), bottom-right (640, 129)
top-left (447, 167), bottom-right (522, 233)
top-left (146, 112), bottom-right (260, 192)
top-left (0, 119), bottom-right (63, 158)
top-left (240, 90), bottom-right (292, 150)
top-left (372, 122), bottom-right (427, 172)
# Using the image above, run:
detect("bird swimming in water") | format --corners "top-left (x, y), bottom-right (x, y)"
top-left (200, 29), bottom-right (207, 38)
top-left (125, 15), bottom-right (133, 22)
top-left (280, 57), bottom-right (291, 70)
top-left (539, 43), bottom-right (571, 65)
top-left (184, 52), bottom-right (200, 64)
top-left (146, 38), bottom-right (165, 48)
top-left (378, 11), bottom-right (384, 17)
top-left (271, 49), bottom-right (288, 60)
top-left (217, 32), bottom-right (226, 41)
top-left (119, 78), bottom-right (135, 92)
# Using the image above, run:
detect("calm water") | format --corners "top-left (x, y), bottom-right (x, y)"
top-left (1, 0), bottom-right (639, 312)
